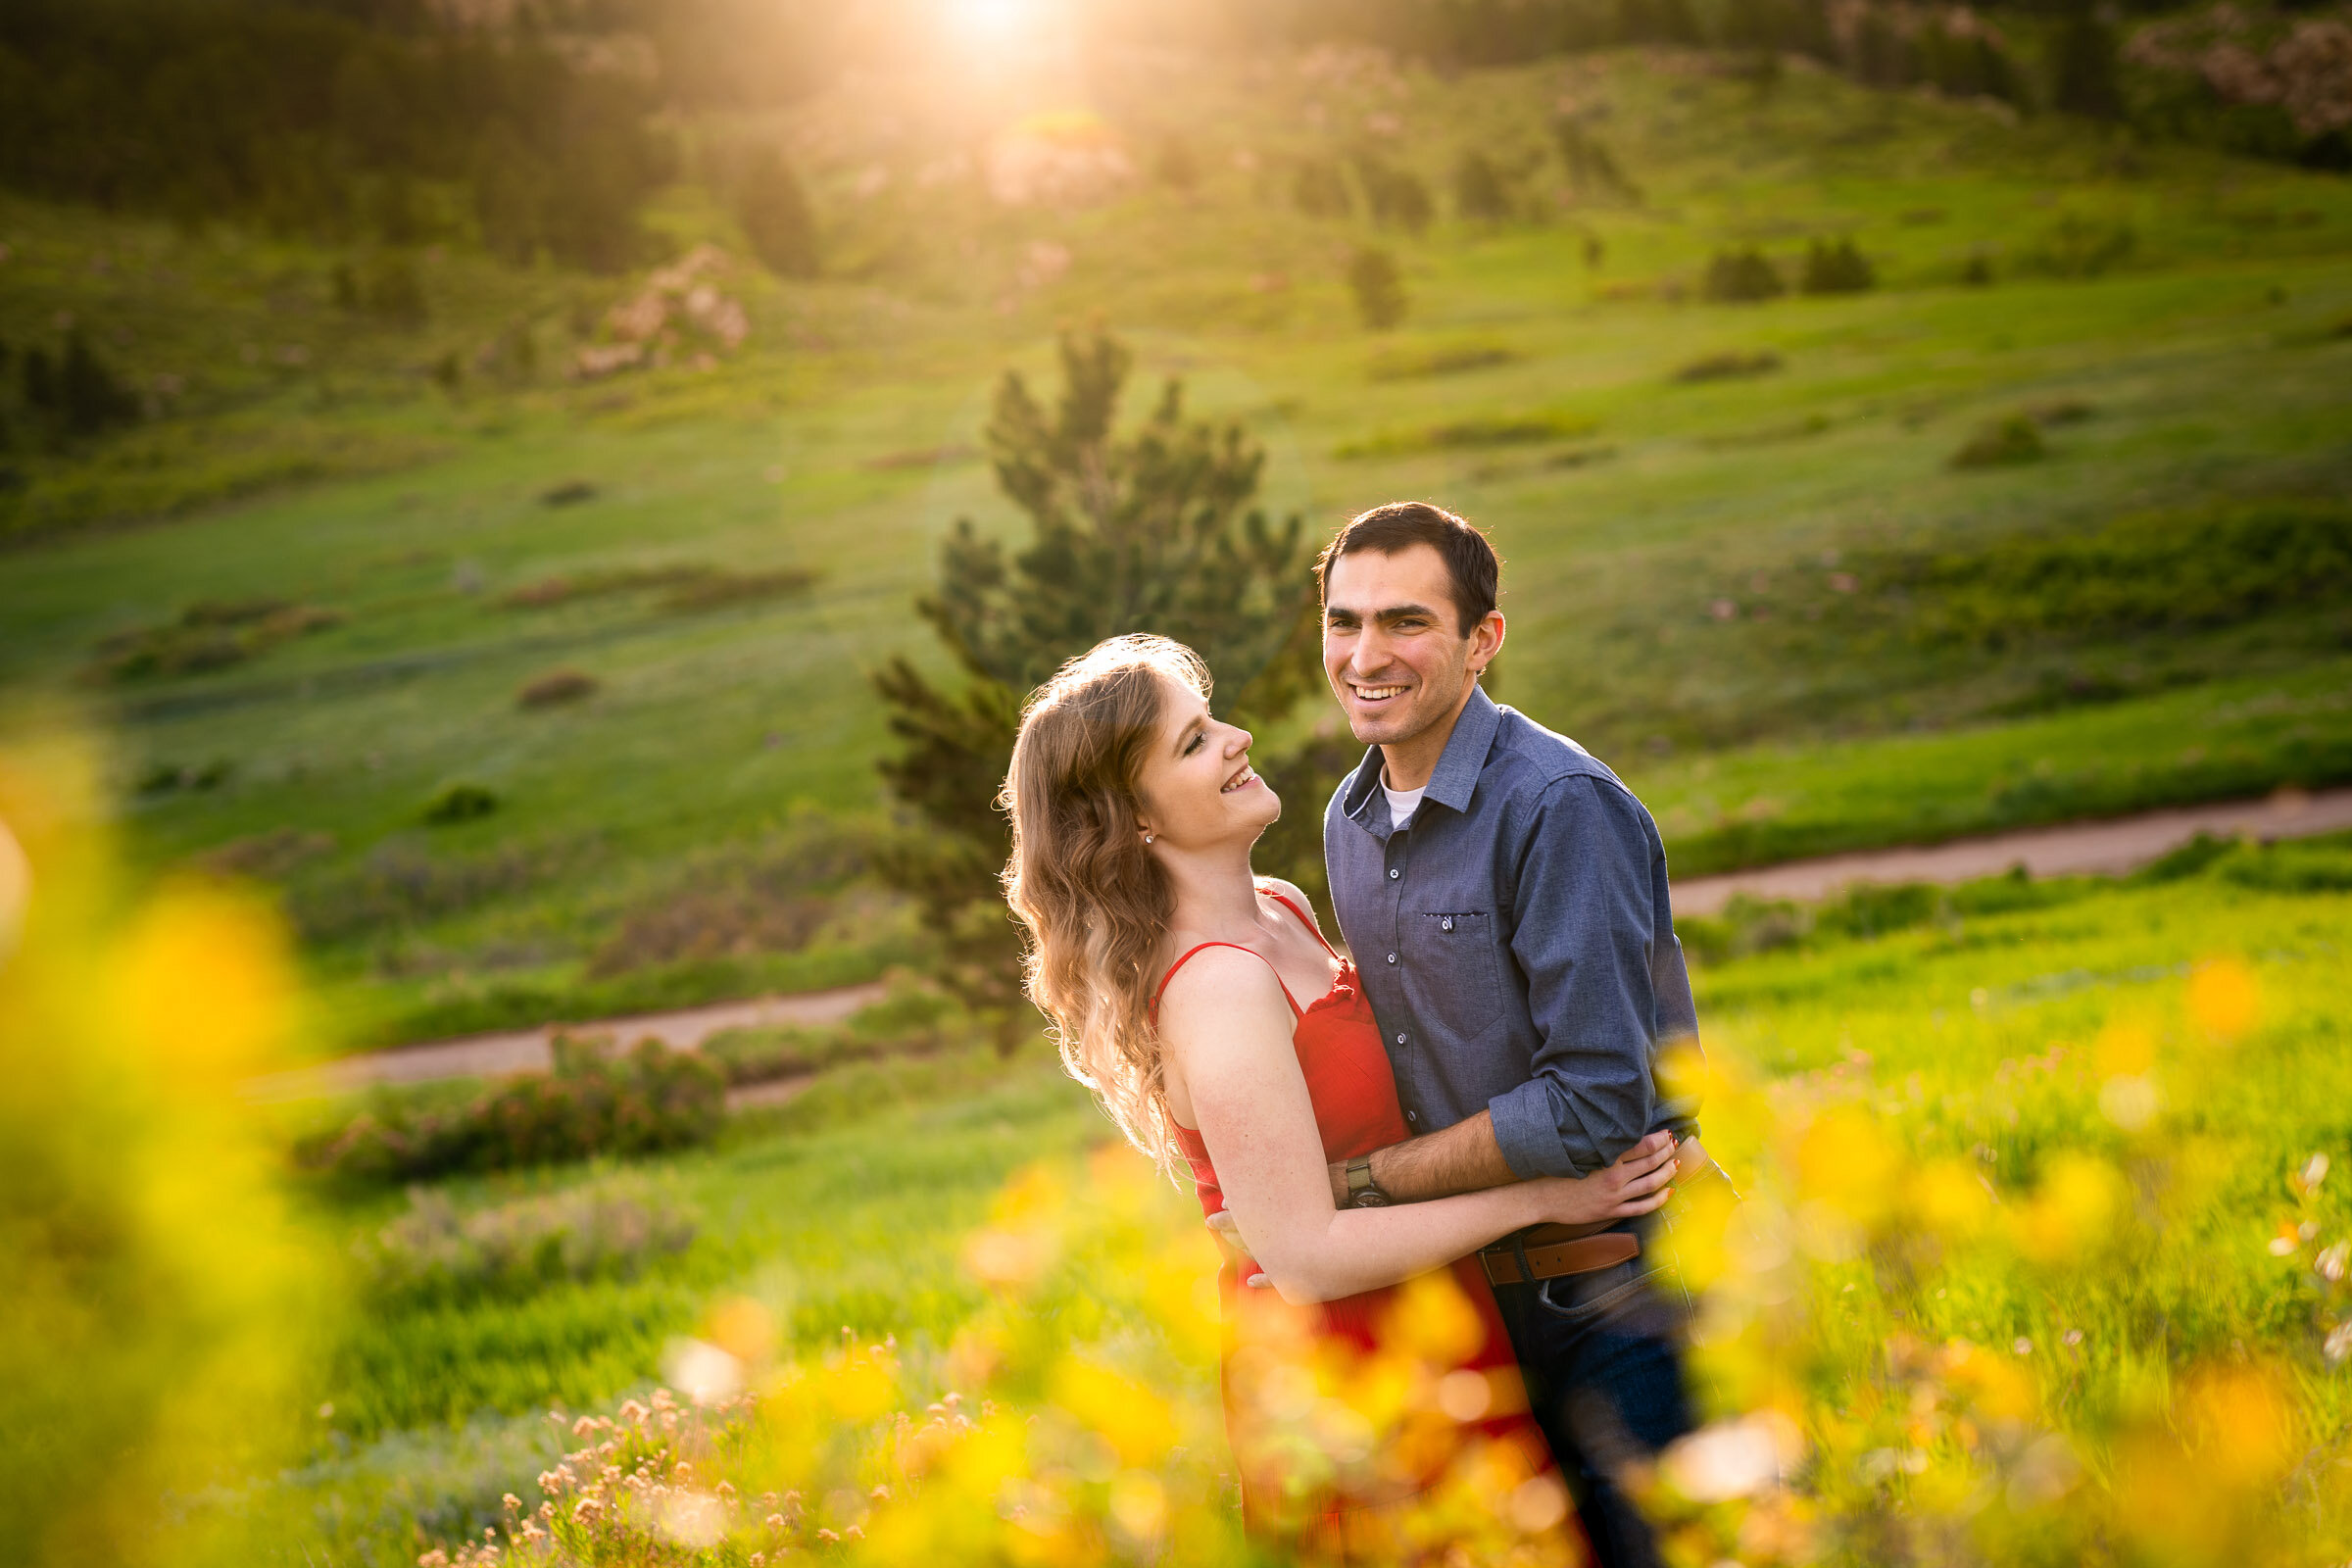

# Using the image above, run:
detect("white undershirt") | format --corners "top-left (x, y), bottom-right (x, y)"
top-left (1382, 778), bottom-right (1428, 830)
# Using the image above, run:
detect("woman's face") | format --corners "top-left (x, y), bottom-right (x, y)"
top-left (1133, 675), bottom-right (1279, 851)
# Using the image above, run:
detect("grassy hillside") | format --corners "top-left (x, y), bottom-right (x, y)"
top-left (2, 49), bottom-right (2349, 1044)
top-left (218, 833), bottom-right (2352, 1564)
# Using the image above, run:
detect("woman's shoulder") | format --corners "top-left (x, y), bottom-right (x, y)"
top-left (1255, 877), bottom-right (1333, 938)
top-left (1152, 942), bottom-right (1293, 1031)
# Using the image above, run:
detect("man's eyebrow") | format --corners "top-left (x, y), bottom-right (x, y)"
top-left (1325, 601), bottom-right (1440, 621)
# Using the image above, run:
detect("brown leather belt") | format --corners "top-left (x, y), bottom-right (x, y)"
top-left (1479, 1226), bottom-right (1640, 1287)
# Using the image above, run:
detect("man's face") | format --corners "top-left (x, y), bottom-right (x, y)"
top-left (1321, 543), bottom-right (1495, 751)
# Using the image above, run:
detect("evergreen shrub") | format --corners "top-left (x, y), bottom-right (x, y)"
top-left (1348, 246), bottom-right (1409, 329)
top-left (1801, 238), bottom-right (1875, 294)
top-left (1705, 248), bottom-right (1787, 302)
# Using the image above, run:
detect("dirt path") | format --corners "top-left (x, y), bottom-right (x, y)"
top-left (1672, 785), bottom-right (2352, 916)
top-left (245, 786), bottom-right (2352, 1102)
top-left (241, 982), bottom-right (888, 1102)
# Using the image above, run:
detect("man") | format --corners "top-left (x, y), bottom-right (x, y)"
top-left (1315, 501), bottom-right (1704, 1568)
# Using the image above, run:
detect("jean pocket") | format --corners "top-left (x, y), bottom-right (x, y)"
top-left (1404, 909), bottom-right (1504, 1037)
top-left (1532, 1258), bottom-right (1659, 1325)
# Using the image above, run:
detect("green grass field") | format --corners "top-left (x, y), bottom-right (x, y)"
top-left (210, 829), bottom-right (2350, 1564)
top-left (3, 51), bottom-right (2350, 1045)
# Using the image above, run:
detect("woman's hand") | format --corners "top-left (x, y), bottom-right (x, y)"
top-left (1525, 1131), bottom-right (1679, 1227)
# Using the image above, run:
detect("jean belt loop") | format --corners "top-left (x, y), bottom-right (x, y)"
top-left (1509, 1230), bottom-right (1541, 1297)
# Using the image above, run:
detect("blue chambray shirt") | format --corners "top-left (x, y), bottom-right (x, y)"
top-left (1322, 686), bottom-right (1702, 1178)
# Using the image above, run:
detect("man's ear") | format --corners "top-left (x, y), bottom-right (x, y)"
top-left (1470, 610), bottom-right (1505, 674)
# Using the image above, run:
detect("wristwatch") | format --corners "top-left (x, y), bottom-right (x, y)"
top-left (1345, 1153), bottom-right (1392, 1208)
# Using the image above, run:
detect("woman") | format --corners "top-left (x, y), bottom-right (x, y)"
top-left (1001, 635), bottom-right (1676, 1561)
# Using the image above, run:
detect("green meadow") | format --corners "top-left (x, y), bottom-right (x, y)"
top-left (222, 831), bottom-right (2352, 1564)
top-left (4, 52), bottom-right (2350, 1043)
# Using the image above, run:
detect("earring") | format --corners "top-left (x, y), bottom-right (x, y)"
top-left (1143, 833), bottom-right (1154, 845)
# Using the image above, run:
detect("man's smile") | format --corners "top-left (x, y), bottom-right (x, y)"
top-left (1349, 680), bottom-right (1412, 704)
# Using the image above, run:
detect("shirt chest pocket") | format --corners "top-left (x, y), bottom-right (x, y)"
top-left (1403, 909), bottom-right (1505, 1040)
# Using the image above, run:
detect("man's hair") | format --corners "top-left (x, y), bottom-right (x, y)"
top-left (1314, 501), bottom-right (1500, 635)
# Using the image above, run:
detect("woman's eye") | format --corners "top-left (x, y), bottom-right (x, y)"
top-left (1183, 734), bottom-right (1203, 756)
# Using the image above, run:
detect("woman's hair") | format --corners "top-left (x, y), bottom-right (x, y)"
top-left (1000, 633), bottom-right (1211, 1163)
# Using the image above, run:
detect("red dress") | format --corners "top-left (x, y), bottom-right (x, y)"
top-left (1157, 887), bottom-right (1586, 1564)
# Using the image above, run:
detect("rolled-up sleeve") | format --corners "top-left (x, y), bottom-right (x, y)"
top-left (1486, 776), bottom-right (1665, 1178)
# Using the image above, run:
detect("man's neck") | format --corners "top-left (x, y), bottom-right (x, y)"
top-left (1379, 681), bottom-right (1479, 793)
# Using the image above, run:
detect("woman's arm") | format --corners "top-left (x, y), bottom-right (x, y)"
top-left (1159, 951), bottom-right (1674, 1305)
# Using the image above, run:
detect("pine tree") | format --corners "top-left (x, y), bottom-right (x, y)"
top-left (873, 328), bottom-right (1322, 1043)
top-left (737, 147), bottom-right (820, 278)
top-left (1452, 149), bottom-right (1514, 223)
top-left (1348, 246), bottom-right (1409, 329)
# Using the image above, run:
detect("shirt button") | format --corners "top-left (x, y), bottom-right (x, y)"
top-left (1386, 953), bottom-right (1396, 964)
top-left (1406, 1111), bottom-right (1419, 1123)
top-left (1389, 868), bottom-right (1399, 880)
top-left (1395, 1033), bottom-right (1406, 1046)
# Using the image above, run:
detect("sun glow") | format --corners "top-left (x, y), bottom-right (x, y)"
top-left (946, 0), bottom-right (1036, 41)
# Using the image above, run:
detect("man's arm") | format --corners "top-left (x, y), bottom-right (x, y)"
top-left (1321, 1112), bottom-right (1691, 1207)
top-left (1325, 1110), bottom-right (1513, 1205)
top-left (1484, 774), bottom-right (1669, 1178)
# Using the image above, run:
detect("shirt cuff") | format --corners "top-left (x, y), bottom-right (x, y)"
top-left (1487, 1080), bottom-right (1590, 1180)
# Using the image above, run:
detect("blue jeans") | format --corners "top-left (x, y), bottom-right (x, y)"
top-left (1488, 1214), bottom-right (1692, 1568)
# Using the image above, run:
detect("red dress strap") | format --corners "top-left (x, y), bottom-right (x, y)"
top-left (1258, 883), bottom-right (1342, 962)
top-left (1152, 943), bottom-right (1304, 1019)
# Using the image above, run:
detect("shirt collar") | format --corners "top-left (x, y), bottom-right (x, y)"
top-left (1424, 685), bottom-right (1499, 813)
top-left (1339, 684), bottom-right (1500, 824)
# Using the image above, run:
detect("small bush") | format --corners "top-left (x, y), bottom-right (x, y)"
top-left (1704, 248), bottom-right (1786, 302)
top-left (1950, 414), bottom-right (2045, 468)
top-left (91, 600), bottom-right (343, 682)
top-left (1452, 149), bottom-right (1514, 222)
top-left (1961, 252), bottom-right (1996, 285)
top-left (737, 147), bottom-right (820, 279)
top-left (22, 329), bottom-right (141, 443)
top-left (336, 254), bottom-right (427, 327)
top-left (1553, 118), bottom-right (1640, 202)
top-left (1348, 246), bottom-right (1408, 330)
top-left (1366, 341), bottom-right (1520, 380)
top-left (358, 1177), bottom-right (698, 1303)
top-left (1673, 349), bottom-right (1784, 382)
top-left (1351, 153), bottom-right (1433, 234)
top-left (517, 669), bottom-right (599, 709)
top-left (1800, 237), bottom-right (1874, 294)
top-left (296, 1038), bottom-right (726, 1183)
top-left (2023, 216), bottom-right (2134, 278)
top-left (422, 782), bottom-right (499, 825)
top-left (1293, 158), bottom-right (1352, 219)
top-left (1337, 411), bottom-right (1596, 459)
top-left (541, 479), bottom-right (598, 506)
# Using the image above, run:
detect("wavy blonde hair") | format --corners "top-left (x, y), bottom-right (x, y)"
top-left (1001, 634), bottom-right (1213, 1163)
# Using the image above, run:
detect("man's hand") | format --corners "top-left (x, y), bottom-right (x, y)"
top-left (1203, 1209), bottom-right (1272, 1289)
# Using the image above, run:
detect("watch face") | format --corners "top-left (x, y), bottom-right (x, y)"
top-left (1350, 1192), bottom-right (1391, 1208)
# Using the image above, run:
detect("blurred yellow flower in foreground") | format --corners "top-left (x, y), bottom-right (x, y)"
top-left (0, 735), bottom-right (321, 1568)
top-left (2185, 955), bottom-right (2262, 1042)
